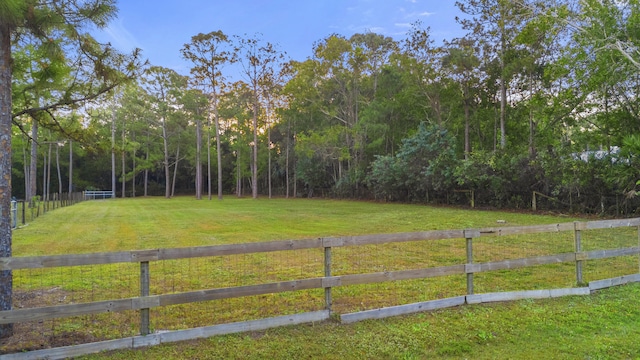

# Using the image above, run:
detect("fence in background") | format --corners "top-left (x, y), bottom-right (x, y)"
top-left (83, 190), bottom-right (114, 200)
top-left (1, 218), bottom-right (639, 359)
top-left (10, 192), bottom-right (85, 229)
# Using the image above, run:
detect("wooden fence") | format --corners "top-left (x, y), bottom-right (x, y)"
top-left (11, 192), bottom-right (85, 228)
top-left (1, 218), bottom-right (640, 359)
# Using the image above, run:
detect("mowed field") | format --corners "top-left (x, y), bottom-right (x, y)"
top-left (13, 196), bottom-right (578, 256)
top-left (9, 197), bottom-right (640, 359)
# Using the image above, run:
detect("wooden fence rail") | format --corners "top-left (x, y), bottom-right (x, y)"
top-left (2, 218), bottom-right (640, 359)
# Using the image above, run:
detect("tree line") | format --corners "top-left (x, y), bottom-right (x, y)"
top-left (9, 0), bottom-right (640, 215)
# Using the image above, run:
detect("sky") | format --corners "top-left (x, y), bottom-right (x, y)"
top-left (94, 0), bottom-right (466, 78)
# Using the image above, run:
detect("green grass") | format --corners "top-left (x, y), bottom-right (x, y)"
top-left (13, 196), bottom-right (578, 256)
top-left (78, 283), bottom-right (640, 360)
top-left (7, 197), bottom-right (640, 358)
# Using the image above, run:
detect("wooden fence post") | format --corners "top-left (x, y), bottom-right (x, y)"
top-left (324, 246), bottom-right (332, 313)
top-left (574, 222), bottom-right (583, 285)
top-left (532, 191), bottom-right (537, 211)
top-left (471, 190), bottom-right (475, 209)
top-left (140, 261), bottom-right (150, 336)
top-left (20, 200), bottom-right (25, 225)
top-left (464, 230), bottom-right (477, 295)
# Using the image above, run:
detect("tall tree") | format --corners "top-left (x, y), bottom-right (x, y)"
top-left (180, 89), bottom-right (208, 199)
top-left (141, 66), bottom-right (187, 198)
top-left (443, 37), bottom-right (481, 158)
top-left (457, 0), bottom-right (531, 149)
top-left (181, 31), bottom-right (235, 200)
top-left (236, 34), bottom-right (284, 199)
top-left (0, 0), bottom-right (142, 337)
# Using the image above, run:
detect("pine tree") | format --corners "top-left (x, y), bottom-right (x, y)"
top-left (0, 0), bottom-right (142, 337)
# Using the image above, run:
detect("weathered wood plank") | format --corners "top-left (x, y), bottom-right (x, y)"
top-left (585, 218), bottom-right (640, 230)
top-left (158, 279), bottom-right (323, 306)
top-left (0, 338), bottom-right (133, 360)
top-left (0, 251), bottom-right (133, 270)
top-left (478, 222), bottom-right (575, 237)
top-left (466, 253), bottom-right (575, 273)
top-left (322, 230), bottom-right (466, 247)
top-left (158, 238), bottom-right (323, 260)
top-left (131, 296), bottom-right (160, 310)
top-left (0, 299), bottom-right (134, 324)
top-left (338, 265), bottom-right (465, 286)
top-left (135, 310), bottom-right (330, 347)
top-left (132, 249), bottom-right (159, 262)
top-left (549, 287), bottom-right (590, 297)
top-left (464, 229), bottom-right (481, 238)
top-left (466, 290), bottom-right (551, 304)
top-left (589, 273), bottom-right (640, 291)
top-left (466, 287), bottom-right (590, 305)
top-left (340, 296), bottom-right (466, 323)
top-left (583, 247), bottom-right (640, 260)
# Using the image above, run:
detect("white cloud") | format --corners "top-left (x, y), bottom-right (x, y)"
top-left (103, 19), bottom-right (142, 51)
top-left (406, 11), bottom-right (434, 18)
top-left (367, 26), bottom-right (386, 33)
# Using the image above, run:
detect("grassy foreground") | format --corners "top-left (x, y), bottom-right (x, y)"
top-left (11, 197), bottom-right (640, 358)
top-left (80, 283), bottom-right (640, 360)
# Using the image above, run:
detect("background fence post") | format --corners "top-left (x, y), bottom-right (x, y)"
top-left (324, 246), bottom-right (332, 313)
top-left (140, 261), bottom-right (150, 336)
top-left (471, 190), bottom-right (475, 208)
top-left (574, 222), bottom-right (583, 285)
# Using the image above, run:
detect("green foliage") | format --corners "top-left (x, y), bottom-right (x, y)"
top-left (8, 1), bottom-right (640, 213)
top-left (367, 123), bottom-right (459, 202)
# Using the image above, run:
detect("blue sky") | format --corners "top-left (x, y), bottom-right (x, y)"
top-left (94, 0), bottom-right (465, 77)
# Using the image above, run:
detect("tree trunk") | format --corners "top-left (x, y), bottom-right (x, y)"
top-left (195, 119), bottom-right (202, 200)
top-left (56, 144), bottom-right (62, 196)
top-left (0, 23), bottom-right (14, 337)
top-left (252, 98), bottom-right (259, 199)
top-left (42, 145), bottom-right (47, 203)
top-left (111, 110), bottom-right (116, 198)
top-left (267, 114), bottom-right (272, 199)
top-left (29, 121), bottom-right (38, 203)
top-left (131, 141), bottom-right (136, 198)
top-left (162, 116), bottom-right (170, 198)
top-left (213, 95), bottom-right (223, 200)
top-left (499, 7), bottom-right (507, 150)
top-left (464, 87), bottom-right (471, 160)
top-left (171, 145), bottom-right (180, 198)
top-left (23, 137), bottom-right (29, 201)
top-left (236, 149), bottom-right (242, 197)
top-left (293, 131), bottom-right (297, 198)
top-left (144, 134), bottom-right (149, 197)
top-left (68, 140), bottom-right (73, 194)
top-left (207, 117), bottom-right (212, 200)
top-left (285, 121), bottom-right (290, 199)
top-left (121, 124), bottom-right (126, 198)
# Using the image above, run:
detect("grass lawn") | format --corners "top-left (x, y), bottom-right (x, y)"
top-left (13, 196), bottom-right (577, 256)
top-left (8, 197), bottom-right (640, 358)
top-left (80, 283), bottom-right (640, 360)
